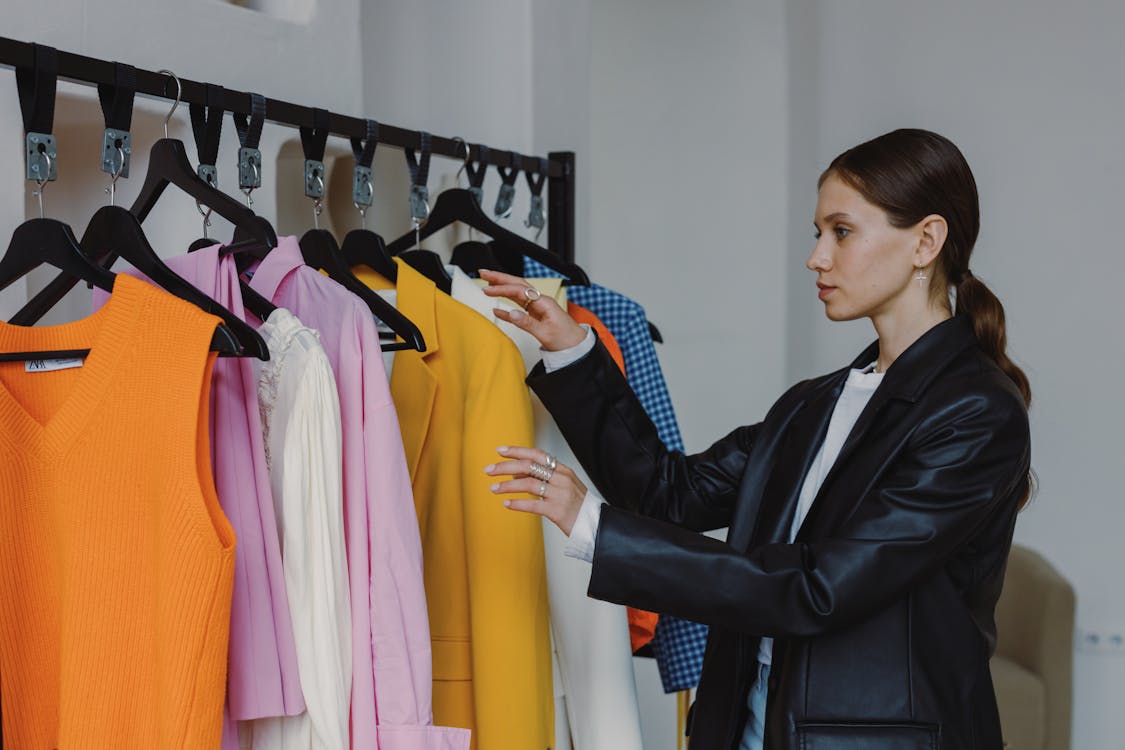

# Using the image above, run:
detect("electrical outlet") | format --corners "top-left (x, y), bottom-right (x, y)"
top-left (1076, 627), bottom-right (1125, 655)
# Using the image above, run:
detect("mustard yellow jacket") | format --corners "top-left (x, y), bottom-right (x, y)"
top-left (355, 261), bottom-right (553, 750)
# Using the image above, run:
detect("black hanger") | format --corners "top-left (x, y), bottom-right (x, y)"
top-left (399, 249), bottom-right (452, 294)
top-left (340, 119), bottom-right (400, 281)
top-left (385, 187), bottom-right (590, 285)
top-left (450, 239), bottom-right (524, 277)
top-left (299, 229), bottom-right (426, 352)
top-left (18, 205), bottom-right (269, 359)
top-left (0, 218), bottom-right (240, 361)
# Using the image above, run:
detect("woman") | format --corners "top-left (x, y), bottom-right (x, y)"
top-left (481, 129), bottom-right (1032, 750)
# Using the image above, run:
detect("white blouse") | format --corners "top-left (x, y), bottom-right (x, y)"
top-left (242, 308), bottom-right (352, 750)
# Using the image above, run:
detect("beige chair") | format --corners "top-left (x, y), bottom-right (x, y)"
top-left (991, 544), bottom-right (1075, 750)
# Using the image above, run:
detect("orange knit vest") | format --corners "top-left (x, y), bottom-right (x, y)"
top-left (0, 274), bottom-right (235, 748)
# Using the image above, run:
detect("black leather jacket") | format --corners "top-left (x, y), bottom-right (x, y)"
top-left (527, 315), bottom-right (1031, 750)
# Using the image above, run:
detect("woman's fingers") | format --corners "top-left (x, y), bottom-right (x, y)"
top-left (479, 268), bottom-right (530, 287)
top-left (493, 446), bottom-right (552, 464)
top-left (489, 476), bottom-right (551, 497)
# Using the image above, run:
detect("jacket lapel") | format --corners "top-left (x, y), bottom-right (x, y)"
top-left (360, 260), bottom-right (441, 485)
top-left (743, 374), bottom-right (846, 548)
top-left (795, 315), bottom-right (978, 539)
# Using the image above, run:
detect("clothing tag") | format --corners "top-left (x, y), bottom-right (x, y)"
top-left (25, 358), bottom-right (85, 373)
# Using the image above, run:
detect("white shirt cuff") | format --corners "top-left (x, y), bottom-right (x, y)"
top-left (563, 491), bottom-right (604, 563)
top-left (542, 325), bottom-right (596, 373)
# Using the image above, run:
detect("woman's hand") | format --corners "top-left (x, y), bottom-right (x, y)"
top-left (480, 269), bottom-right (588, 351)
top-left (485, 446), bottom-right (587, 536)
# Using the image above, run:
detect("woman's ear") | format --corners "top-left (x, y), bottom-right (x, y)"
top-left (915, 214), bottom-right (948, 267)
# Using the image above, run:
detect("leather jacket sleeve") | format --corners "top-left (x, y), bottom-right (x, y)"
top-left (583, 384), bottom-right (1031, 638)
top-left (527, 335), bottom-right (756, 533)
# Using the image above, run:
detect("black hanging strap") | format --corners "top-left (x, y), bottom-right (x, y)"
top-left (524, 157), bottom-right (548, 197)
top-left (350, 118), bottom-right (379, 168)
top-left (96, 62), bottom-right (136, 179)
top-left (524, 157), bottom-right (549, 238)
top-left (189, 84), bottom-right (226, 185)
top-left (96, 63), bottom-right (136, 133)
top-left (405, 131), bottom-right (432, 222)
top-left (16, 43), bottom-right (57, 136)
top-left (232, 93), bottom-right (266, 191)
top-left (351, 119), bottom-right (379, 208)
top-left (464, 144), bottom-right (489, 205)
top-left (494, 152), bottom-right (520, 219)
top-left (16, 43), bottom-right (59, 183)
top-left (300, 107), bottom-right (331, 198)
top-left (232, 93), bottom-right (266, 151)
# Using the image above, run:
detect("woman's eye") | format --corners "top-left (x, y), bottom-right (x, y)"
top-left (834, 227), bottom-right (850, 240)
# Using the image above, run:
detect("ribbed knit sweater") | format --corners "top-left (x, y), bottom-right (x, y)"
top-left (0, 274), bottom-right (236, 748)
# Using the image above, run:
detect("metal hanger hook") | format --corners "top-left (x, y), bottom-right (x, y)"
top-left (104, 145), bottom-right (126, 206)
top-left (311, 195), bottom-right (324, 230)
top-left (31, 151), bottom-right (52, 218)
top-left (242, 160), bottom-right (260, 208)
top-left (196, 199), bottom-right (214, 239)
top-left (453, 137), bottom-right (471, 181)
top-left (157, 69), bottom-right (182, 139)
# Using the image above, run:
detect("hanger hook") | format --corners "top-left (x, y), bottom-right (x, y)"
top-left (242, 160), bottom-right (260, 208)
top-left (157, 69), bottom-right (182, 140)
top-left (104, 145), bottom-right (126, 206)
top-left (453, 137), bottom-right (471, 181)
top-left (31, 151), bottom-right (52, 219)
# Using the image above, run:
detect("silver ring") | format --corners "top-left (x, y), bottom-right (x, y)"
top-left (545, 454), bottom-right (557, 472)
top-left (537, 480), bottom-right (548, 498)
top-left (522, 286), bottom-right (542, 307)
top-left (529, 462), bottom-right (554, 482)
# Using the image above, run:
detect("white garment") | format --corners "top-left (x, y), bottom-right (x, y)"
top-left (242, 308), bottom-right (352, 750)
top-left (447, 266), bottom-right (645, 750)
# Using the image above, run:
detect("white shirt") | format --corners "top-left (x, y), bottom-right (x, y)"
top-left (244, 308), bottom-right (352, 750)
top-left (549, 329), bottom-right (886, 668)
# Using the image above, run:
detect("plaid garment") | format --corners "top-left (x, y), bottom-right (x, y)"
top-left (523, 256), bottom-right (709, 692)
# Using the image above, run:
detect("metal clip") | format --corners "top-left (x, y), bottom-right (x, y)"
top-left (197, 164), bottom-right (218, 188)
top-left (238, 147), bottom-right (262, 190)
top-left (494, 183), bottom-right (516, 219)
top-left (469, 186), bottom-right (484, 206)
top-left (353, 165), bottom-right (374, 208)
top-left (410, 183), bottom-right (430, 223)
top-left (101, 128), bottom-right (131, 178)
top-left (525, 194), bottom-right (546, 239)
top-left (25, 132), bottom-right (57, 182)
top-left (305, 159), bottom-right (325, 199)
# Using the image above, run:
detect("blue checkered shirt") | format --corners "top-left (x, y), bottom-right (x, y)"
top-left (524, 256), bottom-right (709, 692)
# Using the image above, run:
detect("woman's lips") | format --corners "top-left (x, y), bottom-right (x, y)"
top-left (817, 284), bottom-right (836, 300)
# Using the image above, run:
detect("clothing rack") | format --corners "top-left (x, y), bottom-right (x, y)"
top-left (0, 35), bottom-right (577, 263)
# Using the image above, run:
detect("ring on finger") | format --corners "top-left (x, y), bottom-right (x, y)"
top-left (521, 286), bottom-right (542, 309)
top-left (537, 480), bottom-right (548, 498)
top-left (544, 453), bottom-right (557, 472)
top-left (528, 462), bottom-right (554, 482)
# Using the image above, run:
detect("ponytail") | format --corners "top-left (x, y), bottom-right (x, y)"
top-left (954, 270), bottom-right (1036, 508)
top-left (954, 270), bottom-right (1031, 408)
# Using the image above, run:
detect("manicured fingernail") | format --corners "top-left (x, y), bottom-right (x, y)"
top-left (497, 446), bottom-right (509, 453)
top-left (483, 464), bottom-right (495, 474)
top-left (509, 309), bottom-right (524, 320)
top-left (503, 500), bottom-right (512, 508)
top-left (489, 483), bottom-right (500, 492)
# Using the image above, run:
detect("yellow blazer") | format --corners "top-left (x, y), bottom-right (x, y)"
top-left (355, 261), bottom-right (553, 750)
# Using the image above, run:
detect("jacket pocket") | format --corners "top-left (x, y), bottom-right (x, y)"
top-left (796, 721), bottom-right (939, 750)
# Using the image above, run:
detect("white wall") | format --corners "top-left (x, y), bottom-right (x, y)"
top-left (787, 2), bottom-right (1125, 747)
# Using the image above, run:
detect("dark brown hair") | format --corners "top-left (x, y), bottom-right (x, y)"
top-left (821, 129), bottom-right (1034, 505)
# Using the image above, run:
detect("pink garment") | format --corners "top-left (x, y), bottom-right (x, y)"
top-left (93, 247), bottom-right (305, 743)
top-left (247, 237), bottom-right (470, 750)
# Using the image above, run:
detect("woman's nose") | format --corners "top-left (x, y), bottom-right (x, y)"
top-left (807, 240), bottom-right (831, 272)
